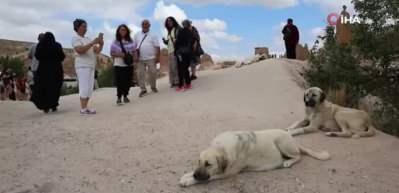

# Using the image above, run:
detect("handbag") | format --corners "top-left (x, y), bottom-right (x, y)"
top-left (119, 41), bottom-right (133, 66)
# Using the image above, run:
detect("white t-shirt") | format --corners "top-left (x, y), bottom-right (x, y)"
top-left (28, 44), bottom-right (39, 72)
top-left (72, 35), bottom-right (97, 69)
top-left (134, 31), bottom-right (160, 61)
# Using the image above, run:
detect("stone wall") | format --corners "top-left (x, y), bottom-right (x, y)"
top-left (254, 47), bottom-right (269, 58)
top-left (296, 44), bottom-right (310, 61)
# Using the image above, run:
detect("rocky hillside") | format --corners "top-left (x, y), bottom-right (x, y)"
top-left (0, 39), bottom-right (112, 78)
top-left (159, 48), bottom-right (215, 74)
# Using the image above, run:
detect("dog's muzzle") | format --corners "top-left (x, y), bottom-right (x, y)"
top-left (193, 168), bottom-right (210, 181)
top-left (305, 99), bottom-right (316, 107)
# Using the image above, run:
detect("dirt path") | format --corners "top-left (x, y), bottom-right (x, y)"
top-left (1, 59), bottom-right (398, 193)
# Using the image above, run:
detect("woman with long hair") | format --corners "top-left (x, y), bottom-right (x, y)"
top-left (110, 24), bottom-right (137, 105)
top-left (163, 16), bottom-right (181, 88)
top-left (31, 32), bottom-right (65, 113)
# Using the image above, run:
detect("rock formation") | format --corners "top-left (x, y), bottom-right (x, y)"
top-left (159, 48), bottom-right (215, 72)
top-left (254, 47), bottom-right (270, 58)
top-left (296, 44), bottom-right (310, 61)
top-left (336, 5), bottom-right (352, 45)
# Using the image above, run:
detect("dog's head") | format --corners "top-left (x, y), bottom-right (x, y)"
top-left (193, 147), bottom-right (228, 182)
top-left (304, 87), bottom-right (326, 107)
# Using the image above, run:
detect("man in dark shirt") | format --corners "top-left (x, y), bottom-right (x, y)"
top-left (282, 18), bottom-right (300, 59)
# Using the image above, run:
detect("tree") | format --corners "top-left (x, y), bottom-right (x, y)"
top-left (351, 0), bottom-right (399, 136)
top-left (305, 26), bottom-right (368, 107)
top-left (0, 56), bottom-right (25, 77)
top-left (97, 66), bottom-right (114, 88)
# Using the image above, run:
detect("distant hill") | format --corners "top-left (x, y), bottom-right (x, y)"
top-left (0, 39), bottom-right (112, 78)
top-left (0, 39), bottom-right (217, 78)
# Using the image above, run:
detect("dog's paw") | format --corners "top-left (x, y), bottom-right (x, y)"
top-left (325, 132), bottom-right (338, 137)
top-left (319, 127), bottom-right (331, 132)
top-left (352, 134), bottom-right (360, 139)
top-left (179, 174), bottom-right (196, 187)
top-left (283, 162), bottom-right (292, 168)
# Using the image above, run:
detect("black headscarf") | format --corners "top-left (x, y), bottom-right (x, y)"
top-left (41, 32), bottom-right (56, 46)
top-left (35, 32), bottom-right (65, 64)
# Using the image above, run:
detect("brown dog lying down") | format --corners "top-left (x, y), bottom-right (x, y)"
top-left (179, 129), bottom-right (330, 187)
top-left (286, 87), bottom-right (376, 138)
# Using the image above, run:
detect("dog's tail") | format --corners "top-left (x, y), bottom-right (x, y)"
top-left (299, 146), bottom-right (331, 161)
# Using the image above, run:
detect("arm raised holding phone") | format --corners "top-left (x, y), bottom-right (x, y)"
top-left (93, 33), bottom-right (104, 54)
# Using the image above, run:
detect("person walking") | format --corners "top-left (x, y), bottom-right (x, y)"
top-left (175, 20), bottom-right (195, 92)
top-left (28, 33), bottom-right (44, 78)
top-left (0, 69), bottom-right (9, 100)
top-left (282, 18), bottom-right (300, 59)
top-left (163, 16), bottom-right (181, 88)
top-left (110, 24), bottom-right (137, 105)
top-left (72, 18), bottom-right (104, 115)
top-left (31, 32), bottom-right (65, 113)
top-left (187, 22), bottom-right (203, 80)
top-left (134, 20), bottom-right (161, 98)
top-left (27, 67), bottom-right (34, 93)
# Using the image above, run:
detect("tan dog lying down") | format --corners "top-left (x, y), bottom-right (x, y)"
top-left (179, 129), bottom-right (330, 187)
top-left (286, 87), bottom-right (377, 138)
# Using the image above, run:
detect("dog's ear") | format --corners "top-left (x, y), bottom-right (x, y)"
top-left (320, 91), bottom-right (326, 103)
top-left (216, 149), bottom-right (228, 174)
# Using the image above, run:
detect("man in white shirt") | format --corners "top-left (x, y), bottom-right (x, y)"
top-left (28, 33), bottom-right (44, 78)
top-left (134, 19), bottom-right (161, 98)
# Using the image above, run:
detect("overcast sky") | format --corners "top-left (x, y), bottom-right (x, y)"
top-left (0, 0), bottom-right (353, 61)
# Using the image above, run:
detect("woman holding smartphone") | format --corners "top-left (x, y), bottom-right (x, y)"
top-left (110, 24), bottom-right (137, 105)
top-left (72, 18), bottom-right (104, 115)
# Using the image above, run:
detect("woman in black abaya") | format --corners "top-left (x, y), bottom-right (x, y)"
top-left (31, 32), bottom-right (65, 113)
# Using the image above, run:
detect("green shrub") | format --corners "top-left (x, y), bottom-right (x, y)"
top-left (351, 0), bottom-right (399, 137)
top-left (305, 26), bottom-right (370, 107)
top-left (98, 67), bottom-right (114, 88)
top-left (61, 85), bottom-right (79, 96)
top-left (0, 56), bottom-right (25, 77)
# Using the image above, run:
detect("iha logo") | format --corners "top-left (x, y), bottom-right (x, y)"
top-left (327, 13), bottom-right (361, 26)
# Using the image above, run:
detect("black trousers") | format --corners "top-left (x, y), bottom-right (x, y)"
top-left (177, 54), bottom-right (192, 87)
top-left (285, 42), bottom-right (297, 59)
top-left (114, 66), bottom-right (133, 98)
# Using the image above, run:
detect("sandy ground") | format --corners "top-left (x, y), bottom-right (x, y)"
top-left (1, 59), bottom-right (398, 193)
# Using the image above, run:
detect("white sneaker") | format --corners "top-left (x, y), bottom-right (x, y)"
top-left (80, 109), bottom-right (97, 115)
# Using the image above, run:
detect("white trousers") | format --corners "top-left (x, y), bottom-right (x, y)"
top-left (76, 67), bottom-right (95, 98)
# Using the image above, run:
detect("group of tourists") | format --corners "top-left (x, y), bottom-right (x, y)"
top-left (22, 16), bottom-right (299, 115)
top-left (163, 17), bottom-right (203, 91)
top-left (25, 16), bottom-right (204, 114)
top-left (0, 68), bottom-right (33, 101)
top-left (0, 69), bottom-right (17, 100)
